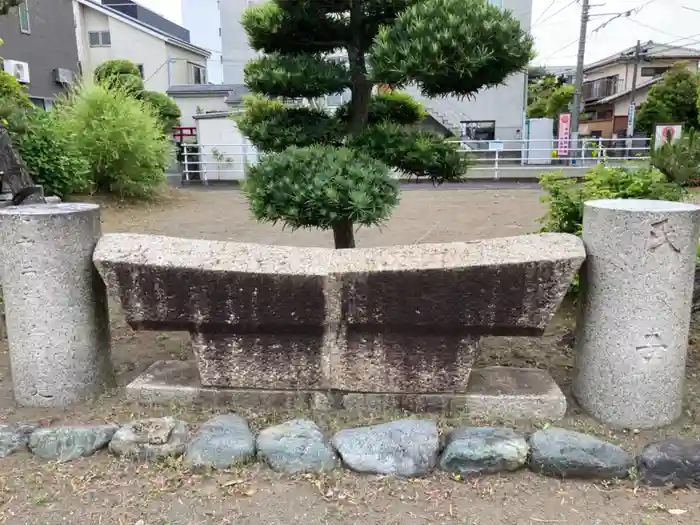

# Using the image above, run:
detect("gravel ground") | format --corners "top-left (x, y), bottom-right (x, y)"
top-left (1, 187), bottom-right (699, 525)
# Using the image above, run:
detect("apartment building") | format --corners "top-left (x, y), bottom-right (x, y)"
top-left (0, 0), bottom-right (80, 108)
top-left (180, 0), bottom-right (223, 84)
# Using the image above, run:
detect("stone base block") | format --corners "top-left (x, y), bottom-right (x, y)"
top-left (126, 361), bottom-right (566, 421)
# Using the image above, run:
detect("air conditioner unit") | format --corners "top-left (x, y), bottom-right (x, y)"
top-left (3, 60), bottom-right (30, 84)
top-left (53, 68), bottom-right (74, 85)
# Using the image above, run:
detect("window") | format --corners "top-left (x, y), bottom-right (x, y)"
top-left (190, 63), bottom-right (206, 84)
top-left (641, 66), bottom-right (670, 77)
top-left (88, 31), bottom-right (111, 48)
top-left (137, 64), bottom-right (144, 78)
top-left (460, 120), bottom-right (496, 141)
top-left (18, 1), bottom-right (30, 34)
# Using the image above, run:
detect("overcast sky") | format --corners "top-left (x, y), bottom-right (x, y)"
top-left (138, 0), bottom-right (700, 66)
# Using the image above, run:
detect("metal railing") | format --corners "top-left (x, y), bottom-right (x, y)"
top-left (177, 137), bottom-right (653, 183)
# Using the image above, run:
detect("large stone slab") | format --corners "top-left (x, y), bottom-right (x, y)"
top-left (95, 233), bottom-right (584, 395)
top-left (126, 361), bottom-right (568, 421)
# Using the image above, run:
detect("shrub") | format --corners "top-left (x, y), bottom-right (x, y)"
top-left (54, 83), bottom-right (170, 199)
top-left (94, 60), bottom-right (145, 95)
top-left (539, 164), bottom-right (687, 236)
top-left (141, 90), bottom-right (181, 133)
top-left (15, 110), bottom-right (91, 198)
top-left (243, 146), bottom-right (399, 248)
top-left (651, 129), bottom-right (700, 187)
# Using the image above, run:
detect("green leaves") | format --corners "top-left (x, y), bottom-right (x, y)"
top-left (335, 91), bottom-right (427, 126)
top-left (141, 91), bottom-right (181, 132)
top-left (243, 146), bottom-right (399, 230)
top-left (245, 54), bottom-right (351, 99)
top-left (237, 95), bottom-right (343, 152)
top-left (348, 122), bottom-right (466, 184)
top-left (636, 65), bottom-right (700, 135)
top-left (242, 2), bottom-right (347, 55)
top-left (94, 60), bottom-right (145, 96)
top-left (651, 129), bottom-right (700, 186)
top-left (369, 0), bottom-right (533, 97)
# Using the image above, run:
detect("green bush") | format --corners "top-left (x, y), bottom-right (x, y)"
top-left (651, 129), bottom-right (700, 187)
top-left (54, 83), bottom-right (170, 199)
top-left (141, 90), bottom-right (181, 133)
top-left (16, 110), bottom-right (91, 198)
top-left (539, 164), bottom-right (687, 236)
top-left (335, 91), bottom-right (427, 126)
top-left (243, 146), bottom-right (399, 247)
top-left (94, 60), bottom-right (145, 95)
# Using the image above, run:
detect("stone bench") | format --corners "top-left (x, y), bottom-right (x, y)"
top-left (94, 233), bottom-right (584, 419)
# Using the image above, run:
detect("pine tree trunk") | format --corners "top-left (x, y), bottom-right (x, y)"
top-left (347, 1), bottom-right (372, 137)
top-left (333, 220), bottom-right (356, 249)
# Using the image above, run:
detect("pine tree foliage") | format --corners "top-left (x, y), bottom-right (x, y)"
top-left (240, 0), bottom-right (532, 248)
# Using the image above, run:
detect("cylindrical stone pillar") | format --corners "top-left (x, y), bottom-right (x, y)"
top-left (0, 203), bottom-right (113, 407)
top-left (574, 199), bottom-right (700, 429)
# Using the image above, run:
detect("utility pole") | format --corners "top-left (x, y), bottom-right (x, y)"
top-left (627, 40), bottom-right (642, 137)
top-left (570, 0), bottom-right (590, 158)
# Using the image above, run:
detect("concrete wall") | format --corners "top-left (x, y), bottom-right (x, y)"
top-left (181, 0), bottom-right (223, 84)
top-left (172, 94), bottom-right (231, 128)
top-left (220, 0), bottom-right (261, 85)
top-left (0, 0), bottom-right (79, 101)
top-left (167, 44), bottom-right (210, 87)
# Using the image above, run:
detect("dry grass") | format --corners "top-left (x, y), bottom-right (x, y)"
top-left (1, 187), bottom-right (699, 525)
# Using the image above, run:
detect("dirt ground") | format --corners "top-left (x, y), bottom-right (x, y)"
top-left (1, 187), bottom-right (700, 525)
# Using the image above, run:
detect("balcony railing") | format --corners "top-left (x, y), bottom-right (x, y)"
top-left (583, 77), bottom-right (623, 102)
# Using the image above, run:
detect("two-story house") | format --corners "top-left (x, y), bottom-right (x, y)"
top-left (72, 0), bottom-right (210, 93)
top-left (0, 0), bottom-right (80, 109)
top-left (212, 0), bottom-right (531, 141)
top-left (580, 41), bottom-right (700, 138)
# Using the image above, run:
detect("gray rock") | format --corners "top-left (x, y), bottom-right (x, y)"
top-left (256, 419), bottom-right (337, 474)
top-left (109, 417), bottom-right (188, 461)
top-left (638, 439), bottom-right (700, 487)
top-left (185, 415), bottom-right (255, 470)
top-left (528, 427), bottom-right (633, 479)
top-left (0, 424), bottom-right (36, 458)
top-left (29, 425), bottom-right (118, 461)
top-left (439, 426), bottom-right (528, 476)
top-left (332, 419), bottom-right (439, 477)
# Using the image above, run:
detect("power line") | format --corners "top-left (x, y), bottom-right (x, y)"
top-left (533, 0), bottom-right (578, 27)
top-left (624, 18), bottom-right (686, 40)
top-left (533, 0), bottom-right (562, 25)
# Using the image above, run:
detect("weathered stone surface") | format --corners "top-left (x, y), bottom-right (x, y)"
top-left (96, 232), bottom-right (584, 395)
top-left (439, 427), bottom-right (528, 476)
top-left (332, 419), bottom-right (439, 477)
top-left (575, 199), bottom-right (700, 429)
top-left (109, 417), bottom-right (188, 460)
top-left (256, 419), bottom-right (337, 474)
top-left (0, 424), bottom-right (36, 458)
top-left (638, 439), bottom-right (700, 487)
top-left (528, 428), bottom-right (633, 479)
top-left (29, 425), bottom-right (118, 461)
top-left (185, 415), bottom-right (255, 470)
top-left (0, 203), bottom-right (112, 407)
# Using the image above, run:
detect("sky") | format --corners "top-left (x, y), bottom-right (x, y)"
top-left (138, 0), bottom-right (700, 66)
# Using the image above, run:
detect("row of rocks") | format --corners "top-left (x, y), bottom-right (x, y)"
top-left (2, 417), bottom-right (699, 487)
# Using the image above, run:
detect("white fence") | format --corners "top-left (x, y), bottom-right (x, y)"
top-left (177, 137), bottom-right (653, 183)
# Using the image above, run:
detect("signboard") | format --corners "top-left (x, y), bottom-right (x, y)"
top-left (627, 104), bottom-right (636, 137)
top-left (488, 140), bottom-right (504, 151)
top-left (654, 124), bottom-right (683, 150)
top-left (557, 113), bottom-right (571, 156)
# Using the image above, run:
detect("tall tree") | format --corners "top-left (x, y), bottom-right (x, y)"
top-left (636, 64), bottom-right (700, 136)
top-left (240, 0), bottom-right (533, 248)
top-left (527, 74), bottom-right (574, 119)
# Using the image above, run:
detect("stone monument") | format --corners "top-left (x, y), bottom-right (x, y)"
top-left (0, 203), bottom-right (113, 406)
top-left (574, 199), bottom-right (700, 429)
top-left (94, 232), bottom-right (584, 419)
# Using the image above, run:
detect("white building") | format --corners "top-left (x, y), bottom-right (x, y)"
top-left (218, 0), bottom-right (531, 141)
top-left (180, 0), bottom-right (224, 84)
top-left (73, 0), bottom-right (210, 93)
